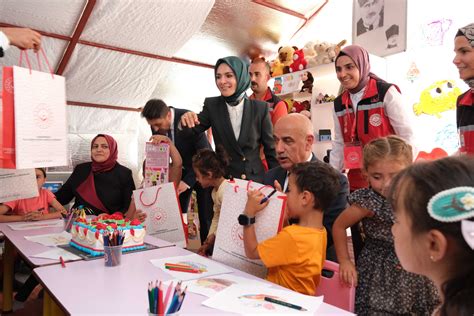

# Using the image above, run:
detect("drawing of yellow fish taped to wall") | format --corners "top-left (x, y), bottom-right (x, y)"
top-left (413, 80), bottom-right (462, 118)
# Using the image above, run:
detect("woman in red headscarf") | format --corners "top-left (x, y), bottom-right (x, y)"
top-left (55, 134), bottom-right (135, 216)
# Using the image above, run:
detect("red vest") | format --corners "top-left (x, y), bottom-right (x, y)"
top-left (457, 90), bottom-right (474, 155)
top-left (334, 78), bottom-right (397, 190)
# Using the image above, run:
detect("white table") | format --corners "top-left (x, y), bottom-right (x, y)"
top-left (34, 245), bottom-right (353, 315)
top-left (0, 220), bottom-right (174, 312)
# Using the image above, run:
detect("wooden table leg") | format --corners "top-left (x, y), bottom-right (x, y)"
top-left (43, 291), bottom-right (52, 315)
top-left (43, 291), bottom-right (65, 316)
top-left (2, 238), bottom-right (14, 312)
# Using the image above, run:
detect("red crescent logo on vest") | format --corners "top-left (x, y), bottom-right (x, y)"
top-left (369, 114), bottom-right (382, 127)
top-left (347, 151), bottom-right (360, 163)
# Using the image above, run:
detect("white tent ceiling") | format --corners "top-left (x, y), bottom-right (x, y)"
top-left (0, 0), bottom-right (344, 112)
top-left (1, 0), bottom-right (349, 180)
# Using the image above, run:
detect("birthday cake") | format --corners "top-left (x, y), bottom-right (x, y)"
top-left (69, 212), bottom-right (146, 256)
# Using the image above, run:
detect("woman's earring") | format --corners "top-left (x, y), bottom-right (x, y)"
top-left (430, 255), bottom-right (436, 262)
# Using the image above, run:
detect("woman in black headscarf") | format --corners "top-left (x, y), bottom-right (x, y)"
top-left (454, 23), bottom-right (474, 155)
top-left (180, 56), bottom-right (277, 182)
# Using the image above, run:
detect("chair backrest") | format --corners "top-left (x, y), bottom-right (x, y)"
top-left (315, 260), bottom-right (355, 313)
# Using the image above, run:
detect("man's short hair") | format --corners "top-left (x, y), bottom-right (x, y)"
top-left (251, 57), bottom-right (271, 75)
top-left (141, 99), bottom-right (170, 120)
top-left (291, 161), bottom-right (340, 211)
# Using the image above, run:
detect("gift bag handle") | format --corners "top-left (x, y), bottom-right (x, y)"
top-left (19, 48), bottom-right (54, 79)
top-left (139, 187), bottom-right (162, 207)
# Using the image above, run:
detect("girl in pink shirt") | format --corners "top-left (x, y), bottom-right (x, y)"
top-left (0, 168), bottom-right (66, 222)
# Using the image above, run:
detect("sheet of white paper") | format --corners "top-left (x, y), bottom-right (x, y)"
top-left (202, 284), bottom-right (323, 315)
top-left (13, 66), bottom-right (68, 169)
top-left (24, 231), bottom-right (71, 246)
top-left (8, 219), bottom-right (64, 231)
top-left (163, 274), bottom-right (271, 298)
top-left (31, 247), bottom-right (81, 261)
top-left (0, 168), bottom-right (38, 203)
top-left (150, 254), bottom-right (233, 281)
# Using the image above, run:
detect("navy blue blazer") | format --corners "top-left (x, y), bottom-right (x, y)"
top-left (152, 107), bottom-right (211, 188)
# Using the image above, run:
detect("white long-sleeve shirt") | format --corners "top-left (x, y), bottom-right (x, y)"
top-left (330, 86), bottom-right (414, 171)
top-left (0, 31), bottom-right (10, 53)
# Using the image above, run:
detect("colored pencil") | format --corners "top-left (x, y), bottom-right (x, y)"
top-left (263, 296), bottom-right (307, 311)
top-left (165, 266), bottom-right (201, 273)
top-left (59, 256), bottom-right (66, 268)
top-left (163, 281), bottom-right (173, 312)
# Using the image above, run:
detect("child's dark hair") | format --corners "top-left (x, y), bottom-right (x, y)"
top-left (36, 168), bottom-right (46, 178)
top-left (363, 135), bottom-right (412, 170)
top-left (192, 145), bottom-right (230, 179)
top-left (390, 156), bottom-right (474, 316)
top-left (291, 161), bottom-right (340, 211)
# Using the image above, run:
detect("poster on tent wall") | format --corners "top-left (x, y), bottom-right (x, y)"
top-left (353, 0), bottom-right (407, 57)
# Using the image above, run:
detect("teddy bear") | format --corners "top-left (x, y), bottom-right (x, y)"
top-left (314, 41), bottom-right (333, 65)
top-left (300, 71), bottom-right (314, 93)
top-left (289, 48), bottom-right (307, 73)
top-left (313, 40), bottom-right (348, 65)
top-left (303, 41), bottom-right (319, 68)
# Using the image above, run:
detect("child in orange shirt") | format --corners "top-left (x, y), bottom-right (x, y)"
top-left (0, 168), bottom-right (66, 222)
top-left (242, 161), bottom-right (340, 295)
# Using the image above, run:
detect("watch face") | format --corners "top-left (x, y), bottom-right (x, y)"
top-left (238, 214), bottom-right (255, 226)
top-left (238, 214), bottom-right (249, 225)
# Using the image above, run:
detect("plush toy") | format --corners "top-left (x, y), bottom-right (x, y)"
top-left (314, 40), bottom-right (348, 65)
top-left (271, 59), bottom-right (285, 77)
top-left (303, 41), bottom-right (318, 68)
top-left (300, 71), bottom-right (314, 93)
top-left (292, 100), bottom-right (310, 113)
top-left (314, 41), bottom-right (333, 65)
top-left (327, 40), bottom-right (347, 63)
top-left (278, 46), bottom-right (297, 74)
top-left (283, 98), bottom-right (297, 113)
top-left (316, 93), bottom-right (325, 104)
top-left (303, 41), bottom-right (316, 58)
top-left (289, 48), bottom-right (307, 73)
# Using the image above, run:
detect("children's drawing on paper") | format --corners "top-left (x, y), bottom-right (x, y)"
top-left (422, 19), bottom-right (452, 46)
top-left (413, 80), bottom-right (461, 118)
top-left (196, 278), bottom-right (235, 291)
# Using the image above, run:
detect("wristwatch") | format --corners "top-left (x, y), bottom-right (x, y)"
top-left (238, 214), bottom-right (255, 226)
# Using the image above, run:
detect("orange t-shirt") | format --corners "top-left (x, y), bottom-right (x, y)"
top-left (257, 225), bottom-right (327, 295)
top-left (4, 188), bottom-right (55, 215)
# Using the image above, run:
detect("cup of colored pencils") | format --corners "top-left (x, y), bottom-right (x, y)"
top-left (148, 280), bottom-right (186, 315)
top-left (103, 229), bottom-right (124, 267)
